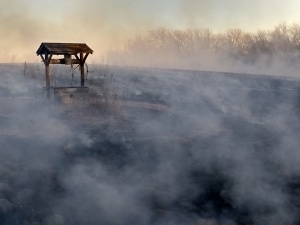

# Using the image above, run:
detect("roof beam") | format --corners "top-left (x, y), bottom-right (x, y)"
top-left (36, 43), bottom-right (93, 55)
top-left (83, 53), bottom-right (90, 64)
top-left (74, 54), bottom-right (80, 62)
top-left (40, 54), bottom-right (46, 64)
top-left (44, 54), bottom-right (53, 65)
top-left (49, 58), bottom-right (80, 64)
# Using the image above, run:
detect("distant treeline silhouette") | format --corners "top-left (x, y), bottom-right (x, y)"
top-left (108, 22), bottom-right (300, 73)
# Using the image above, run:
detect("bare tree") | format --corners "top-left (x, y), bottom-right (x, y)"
top-left (253, 30), bottom-right (272, 55)
top-left (288, 23), bottom-right (300, 52)
top-left (107, 22), bottom-right (300, 70)
top-left (148, 28), bottom-right (171, 50)
top-left (270, 23), bottom-right (292, 53)
top-left (193, 28), bottom-right (213, 52)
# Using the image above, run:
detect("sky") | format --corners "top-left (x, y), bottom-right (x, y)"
top-left (1, 0), bottom-right (300, 63)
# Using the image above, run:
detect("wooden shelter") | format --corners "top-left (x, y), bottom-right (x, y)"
top-left (36, 43), bottom-right (93, 92)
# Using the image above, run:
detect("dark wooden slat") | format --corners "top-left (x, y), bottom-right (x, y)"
top-left (83, 53), bottom-right (89, 63)
top-left (40, 55), bottom-right (46, 63)
top-left (50, 59), bottom-right (80, 64)
top-left (80, 53), bottom-right (85, 87)
top-left (46, 54), bottom-right (53, 65)
top-left (74, 54), bottom-right (81, 62)
top-left (36, 43), bottom-right (93, 55)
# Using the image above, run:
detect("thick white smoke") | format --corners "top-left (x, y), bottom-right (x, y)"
top-left (0, 63), bottom-right (300, 224)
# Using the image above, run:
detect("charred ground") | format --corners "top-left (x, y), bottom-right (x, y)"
top-left (1, 64), bottom-right (300, 224)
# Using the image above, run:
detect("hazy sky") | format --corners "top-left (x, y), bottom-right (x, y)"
top-left (1, 0), bottom-right (300, 62)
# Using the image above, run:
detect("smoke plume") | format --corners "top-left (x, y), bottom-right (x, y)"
top-left (0, 62), bottom-right (300, 224)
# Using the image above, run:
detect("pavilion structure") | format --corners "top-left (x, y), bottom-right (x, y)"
top-left (36, 42), bottom-right (93, 95)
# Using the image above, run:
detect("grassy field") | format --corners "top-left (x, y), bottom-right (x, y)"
top-left (1, 63), bottom-right (300, 224)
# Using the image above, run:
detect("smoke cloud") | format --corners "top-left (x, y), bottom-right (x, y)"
top-left (1, 2), bottom-right (300, 223)
top-left (1, 62), bottom-right (300, 224)
top-left (107, 24), bottom-right (300, 76)
top-left (1, 0), bottom-right (300, 62)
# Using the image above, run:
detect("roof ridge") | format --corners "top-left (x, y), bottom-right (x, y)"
top-left (36, 42), bottom-right (93, 55)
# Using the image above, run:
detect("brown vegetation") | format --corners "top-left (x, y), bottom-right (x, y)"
top-left (108, 23), bottom-right (300, 74)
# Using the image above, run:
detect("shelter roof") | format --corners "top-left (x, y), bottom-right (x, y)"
top-left (36, 43), bottom-right (93, 55)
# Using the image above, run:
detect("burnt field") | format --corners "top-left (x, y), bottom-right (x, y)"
top-left (1, 64), bottom-right (300, 225)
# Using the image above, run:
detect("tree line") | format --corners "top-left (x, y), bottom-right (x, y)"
top-left (107, 23), bottom-right (300, 73)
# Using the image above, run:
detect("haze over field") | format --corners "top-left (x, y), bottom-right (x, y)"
top-left (1, 64), bottom-right (300, 224)
top-left (1, 0), bottom-right (300, 64)
top-left (2, 1), bottom-right (300, 224)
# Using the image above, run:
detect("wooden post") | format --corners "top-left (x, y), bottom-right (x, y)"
top-left (46, 64), bottom-right (50, 87)
top-left (45, 64), bottom-right (50, 98)
top-left (80, 53), bottom-right (85, 87)
top-left (45, 54), bottom-right (51, 97)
